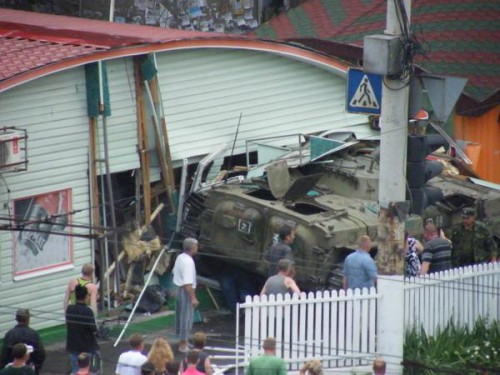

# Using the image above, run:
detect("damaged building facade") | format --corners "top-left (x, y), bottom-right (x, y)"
top-left (0, 9), bottom-right (370, 332)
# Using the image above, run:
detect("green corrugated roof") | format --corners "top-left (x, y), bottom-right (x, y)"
top-left (320, 0), bottom-right (346, 26)
top-left (288, 6), bottom-right (317, 37)
top-left (254, 0), bottom-right (500, 105)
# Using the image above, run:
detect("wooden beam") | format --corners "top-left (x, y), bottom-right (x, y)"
top-left (160, 117), bottom-right (176, 196)
top-left (148, 77), bottom-right (176, 213)
top-left (133, 56), bottom-right (151, 220)
top-left (88, 117), bottom-right (101, 232)
top-left (150, 112), bottom-right (175, 212)
top-left (89, 116), bottom-right (106, 312)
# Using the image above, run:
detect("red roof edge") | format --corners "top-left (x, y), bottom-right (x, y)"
top-left (0, 8), bottom-right (230, 48)
top-left (0, 38), bottom-right (351, 93)
top-left (288, 38), bottom-right (362, 62)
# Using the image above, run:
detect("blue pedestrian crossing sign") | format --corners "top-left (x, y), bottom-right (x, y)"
top-left (346, 68), bottom-right (383, 114)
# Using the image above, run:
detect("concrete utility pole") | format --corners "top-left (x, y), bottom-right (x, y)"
top-left (375, 3), bottom-right (412, 372)
top-left (109, 0), bottom-right (116, 22)
top-left (376, 0), bottom-right (411, 276)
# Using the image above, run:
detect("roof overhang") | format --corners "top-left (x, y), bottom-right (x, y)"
top-left (0, 8), bottom-right (351, 93)
top-left (0, 38), bottom-right (350, 93)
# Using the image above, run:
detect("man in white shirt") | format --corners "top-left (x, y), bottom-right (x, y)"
top-left (115, 334), bottom-right (148, 375)
top-left (172, 238), bottom-right (199, 353)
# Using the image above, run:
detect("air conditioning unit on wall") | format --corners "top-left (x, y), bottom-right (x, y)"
top-left (0, 129), bottom-right (27, 172)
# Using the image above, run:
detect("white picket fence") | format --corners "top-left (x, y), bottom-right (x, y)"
top-left (403, 262), bottom-right (500, 335)
top-left (236, 262), bottom-right (500, 374)
top-left (238, 289), bottom-right (378, 371)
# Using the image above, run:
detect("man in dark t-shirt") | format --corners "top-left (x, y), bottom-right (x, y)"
top-left (265, 224), bottom-right (296, 277)
top-left (421, 223), bottom-right (452, 275)
top-left (65, 284), bottom-right (99, 374)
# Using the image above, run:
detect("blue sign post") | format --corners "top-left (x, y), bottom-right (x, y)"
top-left (346, 68), bottom-right (383, 115)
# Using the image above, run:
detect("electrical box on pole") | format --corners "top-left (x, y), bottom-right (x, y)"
top-left (363, 35), bottom-right (402, 76)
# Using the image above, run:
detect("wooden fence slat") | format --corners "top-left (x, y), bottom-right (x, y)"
top-left (269, 294), bottom-right (276, 339)
top-left (276, 294), bottom-right (284, 358)
top-left (298, 293), bottom-right (307, 366)
top-left (359, 288), bottom-right (369, 364)
top-left (352, 289), bottom-right (361, 366)
top-left (340, 291), bottom-right (348, 367)
top-left (306, 292), bottom-right (315, 360)
top-left (465, 270), bottom-right (472, 328)
top-left (323, 290), bottom-right (331, 368)
top-left (251, 295), bottom-right (260, 357)
top-left (330, 290), bottom-right (338, 369)
top-left (314, 291), bottom-right (323, 359)
top-left (442, 271), bottom-right (450, 327)
top-left (283, 294), bottom-right (291, 361)
top-left (339, 290), bottom-right (346, 368)
top-left (243, 295), bottom-right (252, 359)
top-left (259, 294), bottom-right (268, 352)
top-left (368, 287), bottom-right (376, 356)
top-left (454, 270), bottom-right (461, 326)
top-left (291, 293), bottom-right (300, 370)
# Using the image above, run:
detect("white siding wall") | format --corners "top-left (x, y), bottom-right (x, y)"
top-left (0, 68), bottom-right (92, 332)
top-left (0, 48), bottom-right (371, 333)
top-left (96, 57), bottom-right (139, 174)
top-left (155, 49), bottom-right (371, 165)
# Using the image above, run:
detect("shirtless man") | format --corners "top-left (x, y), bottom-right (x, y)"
top-left (63, 263), bottom-right (98, 315)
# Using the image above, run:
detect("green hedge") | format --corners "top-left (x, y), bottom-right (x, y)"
top-left (403, 319), bottom-right (500, 374)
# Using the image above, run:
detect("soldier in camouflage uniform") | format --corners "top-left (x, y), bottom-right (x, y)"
top-left (451, 207), bottom-right (498, 267)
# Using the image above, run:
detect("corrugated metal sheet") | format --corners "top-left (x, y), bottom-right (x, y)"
top-left (0, 68), bottom-right (92, 332)
top-left (155, 49), bottom-right (372, 165)
top-left (455, 105), bottom-right (500, 184)
top-left (469, 177), bottom-right (500, 192)
top-left (96, 58), bottom-right (140, 174)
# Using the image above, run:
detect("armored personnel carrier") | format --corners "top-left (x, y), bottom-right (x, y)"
top-left (182, 135), bottom-right (500, 290)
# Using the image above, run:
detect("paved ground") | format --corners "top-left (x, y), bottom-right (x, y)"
top-left (42, 309), bottom-right (240, 374)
